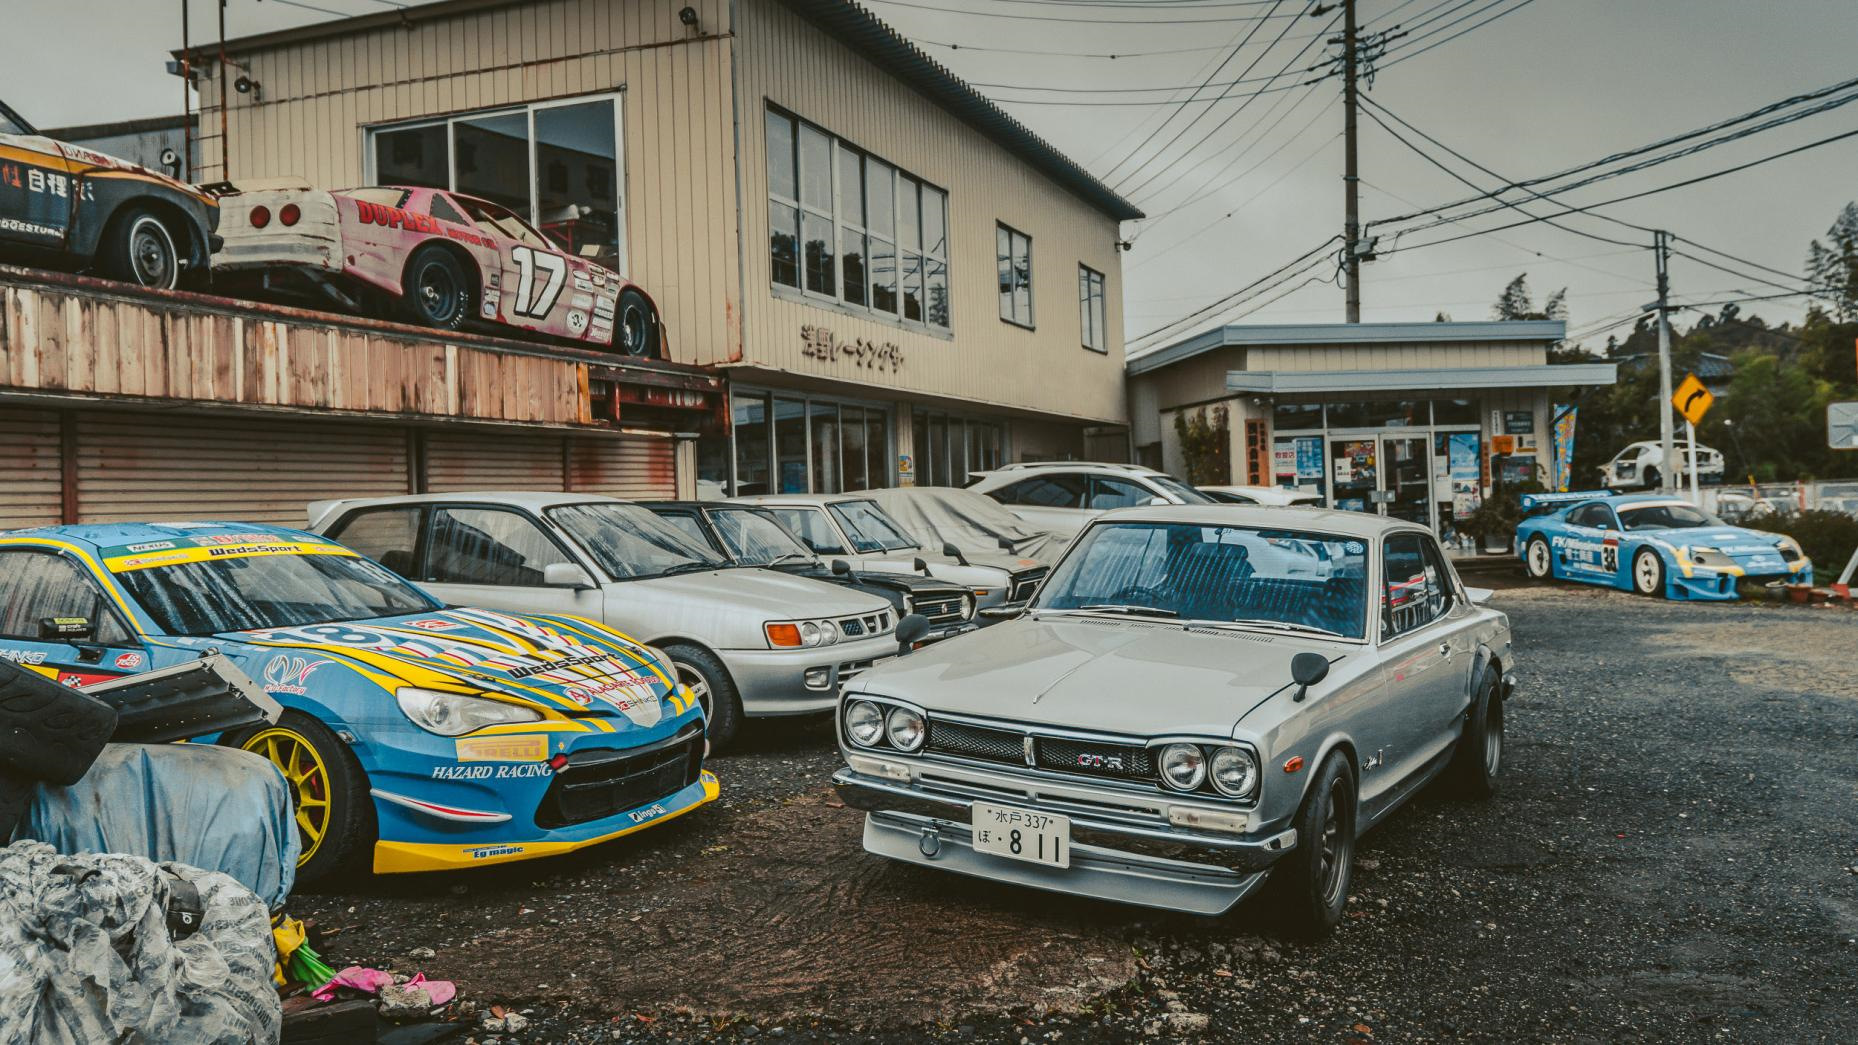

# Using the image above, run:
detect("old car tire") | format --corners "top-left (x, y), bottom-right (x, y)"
top-left (1445, 665), bottom-right (1503, 800)
top-left (1631, 547), bottom-right (1665, 597)
top-left (98, 206), bottom-right (183, 290)
top-left (400, 245), bottom-right (473, 330)
top-left (1524, 535), bottom-right (1553, 580)
top-left (1267, 752), bottom-right (1356, 938)
top-left (615, 287), bottom-right (660, 358)
top-left (664, 644), bottom-right (741, 750)
top-left (226, 711), bottom-right (374, 885)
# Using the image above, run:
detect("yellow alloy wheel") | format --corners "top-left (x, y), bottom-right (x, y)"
top-left (244, 726), bottom-right (333, 865)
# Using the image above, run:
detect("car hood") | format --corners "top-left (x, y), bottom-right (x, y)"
top-left (219, 607), bottom-right (685, 729)
top-left (626, 567), bottom-right (892, 617)
top-left (1642, 526), bottom-right (1791, 557)
top-left (846, 615), bottom-right (1337, 738)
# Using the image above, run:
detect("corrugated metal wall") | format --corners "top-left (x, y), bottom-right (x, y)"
top-left (733, 0), bottom-right (1128, 426)
top-left (426, 431), bottom-right (567, 492)
top-left (0, 408), bottom-right (62, 529)
top-left (200, 0), bottom-right (741, 368)
top-left (568, 435), bottom-right (676, 499)
top-left (1249, 341), bottom-right (1548, 372)
top-left (76, 413), bottom-right (412, 525)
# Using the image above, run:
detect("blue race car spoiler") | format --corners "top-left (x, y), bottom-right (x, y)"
top-left (1519, 490), bottom-right (1617, 516)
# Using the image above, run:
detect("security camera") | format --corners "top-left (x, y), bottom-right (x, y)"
top-left (160, 147), bottom-right (179, 167)
top-left (234, 75), bottom-right (260, 98)
top-left (679, 5), bottom-right (699, 29)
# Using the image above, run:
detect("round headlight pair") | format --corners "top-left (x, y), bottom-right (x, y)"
top-left (843, 699), bottom-right (925, 752)
top-left (1159, 742), bottom-right (1258, 798)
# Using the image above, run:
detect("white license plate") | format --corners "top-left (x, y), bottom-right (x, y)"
top-left (970, 802), bottom-right (1070, 869)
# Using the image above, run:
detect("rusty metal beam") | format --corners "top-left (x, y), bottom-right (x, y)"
top-left (58, 409), bottom-right (79, 524)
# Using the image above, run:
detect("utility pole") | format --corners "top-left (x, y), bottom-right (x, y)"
top-left (1341, 0), bottom-right (1361, 322)
top-left (1653, 230), bottom-right (1677, 492)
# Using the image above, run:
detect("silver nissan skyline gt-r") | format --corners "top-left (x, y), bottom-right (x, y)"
top-left (831, 504), bottom-right (1516, 935)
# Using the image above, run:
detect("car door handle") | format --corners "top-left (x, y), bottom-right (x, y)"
top-left (1439, 642), bottom-right (1453, 658)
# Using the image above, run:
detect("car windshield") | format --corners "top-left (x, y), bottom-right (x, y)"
top-left (1146, 474), bottom-right (1213, 504)
top-left (116, 550), bottom-right (438, 636)
top-left (828, 500), bottom-right (919, 553)
top-left (547, 502), bottom-right (725, 579)
top-left (709, 508), bottom-right (816, 566)
top-left (0, 104), bottom-right (30, 136)
top-left (456, 195), bottom-right (550, 247)
top-left (1036, 521), bottom-right (1370, 639)
top-left (1618, 502), bottom-right (1722, 530)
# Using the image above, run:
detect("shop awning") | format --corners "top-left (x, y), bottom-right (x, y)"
top-left (1224, 363), bottom-right (1616, 394)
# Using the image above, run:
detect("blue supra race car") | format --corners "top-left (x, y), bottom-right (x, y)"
top-left (0, 522), bottom-right (717, 882)
top-left (1515, 492), bottom-right (1812, 600)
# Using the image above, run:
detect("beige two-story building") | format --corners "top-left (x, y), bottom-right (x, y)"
top-left (181, 0), bottom-right (1140, 497)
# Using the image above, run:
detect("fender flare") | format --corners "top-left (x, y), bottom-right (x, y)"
top-left (70, 177), bottom-right (216, 273)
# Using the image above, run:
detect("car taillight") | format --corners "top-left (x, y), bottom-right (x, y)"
top-left (249, 205), bottom-right (270, 228)
top-left (279, 203), bottom-right (300, 227)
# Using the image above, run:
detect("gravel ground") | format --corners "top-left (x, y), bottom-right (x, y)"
top-left (294, 584), bottom-right (1858, 1043)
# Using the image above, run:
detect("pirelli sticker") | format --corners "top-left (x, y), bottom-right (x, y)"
top-left (105, 539), bottom-right (358, 572)
top-left (454, 734), bottom-right (551, 763)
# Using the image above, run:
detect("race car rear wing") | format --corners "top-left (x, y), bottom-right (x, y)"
top-left (198, 177), bottom-right (317, 198)
top-left (1519, 490), bottom-right (1621, 516)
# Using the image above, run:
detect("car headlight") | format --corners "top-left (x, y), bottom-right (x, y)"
top-left (885, 706), bottom-right (926, 751)
top-left (766, 618), bottom-right (844, 648)
top-left (1684, 545), bottom-right (1732, 569)
top-left (1209, 746), bottom-right (1259, 798)
top-left (900, 595), bottom-right (915, 617)
top-left (1158, 743), bottom-right (1206, 791)
top-left (844, 700), bottom-right (884, 747)
top-left (395, 687), bottom-right (543, 736)
top-left (1776, 537), bottom-right (1804, 562)
top-left (799, 621), bottom-right (821, 646)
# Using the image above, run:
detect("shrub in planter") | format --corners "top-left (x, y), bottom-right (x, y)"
top-left (1739, 509), bottom-right (1858, 581)
top-left (1456, 475), bottom-right (1547, 554)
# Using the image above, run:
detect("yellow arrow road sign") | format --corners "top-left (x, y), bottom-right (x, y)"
top-left (1673, 373), bottom-right (1713, 426)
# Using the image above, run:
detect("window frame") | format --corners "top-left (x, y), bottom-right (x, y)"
top-left (1379, 531), bottom-right (1454, 642)
top-left (0, 548), bottom-right (139, 647)
top-left (364, 92), bottom-right (628, 274)
top-left (1079, 264), bottom-right (1107, 352)
top-left (997, 223), bottom-right (1035, 329)
top-left (324, 505), bottom-right (431, 580)
top-left (764, 103), bottom-right (951, 332)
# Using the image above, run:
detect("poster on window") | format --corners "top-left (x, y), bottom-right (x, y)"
top-left (1550, 404), bottom-right (1578, 492)
top-left (1296, 437), bottom-right (1324, 480)
top-left (1448, 432), bottom-right (1482, 517)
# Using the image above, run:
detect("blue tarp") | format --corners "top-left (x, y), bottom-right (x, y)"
top-left (14, 743), bottom-right (300, 910)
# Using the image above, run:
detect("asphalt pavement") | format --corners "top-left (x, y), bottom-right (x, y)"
top-left (295, 584), bottom-right (1858, 1043)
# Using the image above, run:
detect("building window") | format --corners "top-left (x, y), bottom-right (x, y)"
top-left (721, 388), bottom-right (892, 496)
top-left (368, 95), bottom-right (624, 272)
top-left (998, 224), bottom-right (1033, 328)
top-left (913, 410), bottom-right (1005, 487)
top-left (1079, 264), bottom-right (1106, 352)
top-left (765, 105), bottom-right (949, 330)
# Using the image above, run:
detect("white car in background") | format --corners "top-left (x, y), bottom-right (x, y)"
top-left (1199, 485), bottom-right (1323, 507)
top-left (1601, 441), bottom-right (1724, 490)
top-left (965, 461), bottom-right (1211, 535)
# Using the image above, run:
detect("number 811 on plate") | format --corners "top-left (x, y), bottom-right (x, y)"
top-left (971, 802), bottom-right (1070, 869)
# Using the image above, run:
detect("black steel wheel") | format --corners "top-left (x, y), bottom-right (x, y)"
top-left (1266, 751), bottom-right (1356, 938)
top-left (99, 206), bottom-right (182, 290)
top-left (400, 245), bottom-right (473, 330)
top-left (615, 287), bottom-right (660, 358)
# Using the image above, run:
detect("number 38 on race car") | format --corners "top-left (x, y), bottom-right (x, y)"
top-left (208, 181), bottom-right (663, 357)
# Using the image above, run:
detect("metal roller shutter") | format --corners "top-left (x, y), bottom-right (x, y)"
top-left (0, 408), bottom-right (62, 530)
top-left (425, 431), bottom-right (568, 493)
top-left (568, 435), bottom-right (677, 501)
top-left (76, 412), bottom-right (411, 526)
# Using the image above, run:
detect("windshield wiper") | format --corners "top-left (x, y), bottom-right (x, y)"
top-left (1077, 604), bottom-right (1180, 618)
top-left (657, 561), bottom-right (721, 577)
top-left (1216, 618), bottom-right (1346, 638)
top-left (766, 552), bottom-right (816, 566)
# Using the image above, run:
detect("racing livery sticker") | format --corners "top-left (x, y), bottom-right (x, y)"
top-left (455, 734), bottom-right (551, 763)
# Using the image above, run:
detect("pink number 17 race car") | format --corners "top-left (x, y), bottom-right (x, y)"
top-left (209, 182), bottom-right (662, 357)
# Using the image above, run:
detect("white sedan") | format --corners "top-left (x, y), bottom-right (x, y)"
top-left (1199, 485), bottom-right (1322, 507)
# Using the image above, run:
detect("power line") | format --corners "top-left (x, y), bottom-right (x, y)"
top-left (864, 0), bottom-right (1300, 23)
top-left (1385, 125), bottom-right (1858, 254)
top-left (1669, 250), bottom-right (1813, 295)
top-left (1116, 3), bottom-right (1330, 197)
top-left (1129, 125), bottom-right (1340, 266)
top-left (1128, 236), bottom-right (1342, 348)
top-left (1374, 0), bottom-right (1537, 70)
top-left (917, 39), bottom-right (1247, 59)
top-left (1369, 74), bottom-right (1858, 229)
top-left (1157, 88), bottom-right (1338, 215)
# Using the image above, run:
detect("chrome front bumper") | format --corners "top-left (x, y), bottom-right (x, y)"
top-left (833, 764), bottom-right (1297, 916)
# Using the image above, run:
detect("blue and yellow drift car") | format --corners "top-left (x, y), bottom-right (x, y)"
top-left (0, 522), bottom-right (717, 882)
top-left (1515, 492), bottom-right (1812, 600)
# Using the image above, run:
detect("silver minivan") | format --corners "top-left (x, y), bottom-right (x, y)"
top-left (308, 492), bottom-right (900, 747)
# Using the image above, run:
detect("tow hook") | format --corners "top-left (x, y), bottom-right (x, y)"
top-left (918, 826), bottom-right (942, 859)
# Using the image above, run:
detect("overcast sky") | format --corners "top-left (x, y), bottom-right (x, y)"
top-left (5, 0), bottom-right (1855, 351)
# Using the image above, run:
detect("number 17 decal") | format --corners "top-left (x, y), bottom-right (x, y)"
top-left (510, 245), bottom-right (567, 318)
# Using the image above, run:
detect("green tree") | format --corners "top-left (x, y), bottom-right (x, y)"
top-left (1806, 202), bottom-right (1858, 321)
top-left (1491, 274), bottom-right (1568, 321)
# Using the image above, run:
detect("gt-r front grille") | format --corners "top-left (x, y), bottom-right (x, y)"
top-left (1036, 737), bottom-right (1155, 781)
top-left (533, 722), bottom-right (703, 829)
top-left (925, 720), bottom-right (1024, 766)
top-left (1007, 568), bottom-right (1049, 605)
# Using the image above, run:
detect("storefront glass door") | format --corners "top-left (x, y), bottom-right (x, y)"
top-left (1326, 433), bottom-right (1435, 529)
